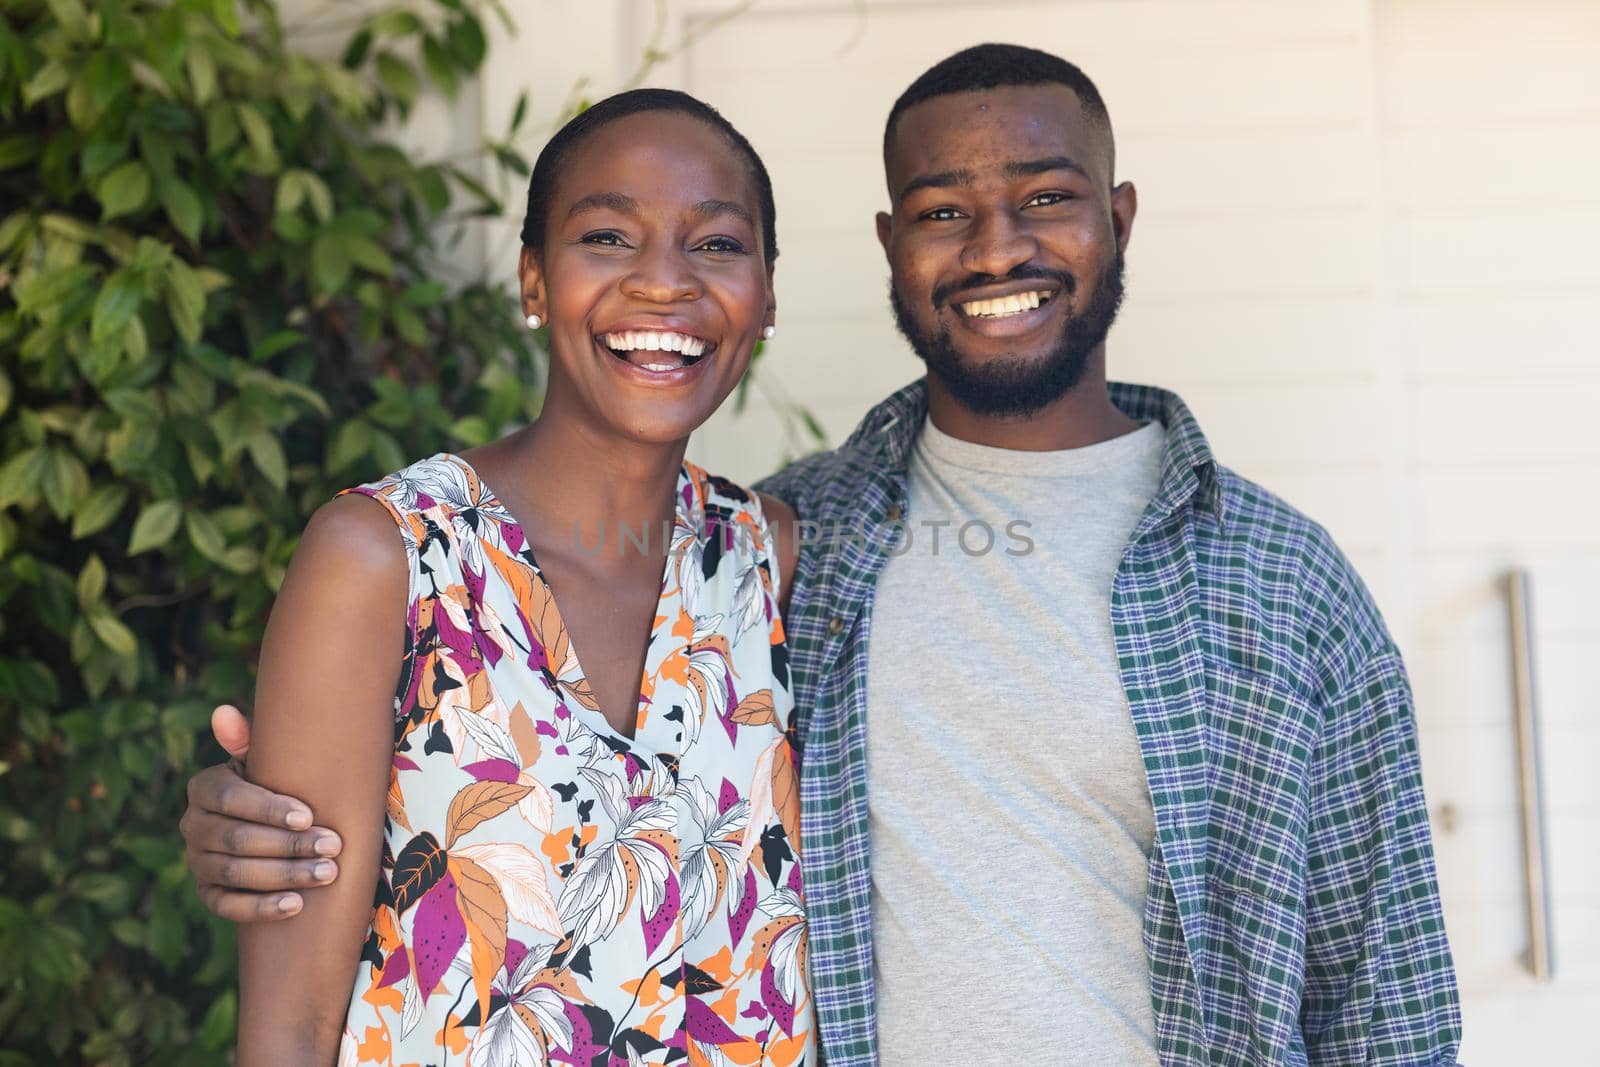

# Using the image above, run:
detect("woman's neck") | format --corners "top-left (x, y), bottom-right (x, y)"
top-left (467, 405), bottom-right (688, 568)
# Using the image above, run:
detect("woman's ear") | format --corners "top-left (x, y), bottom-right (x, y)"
top-left (517, 245), bottom-right (547, 322)
top-left (765, 261), bottom-right (777, 330)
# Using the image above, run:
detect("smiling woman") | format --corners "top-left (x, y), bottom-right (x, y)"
top-left (232, 90), bottom-right (813, 1067)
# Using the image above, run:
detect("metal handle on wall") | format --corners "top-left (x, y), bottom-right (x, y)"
top-left (1506, 568), bottom-right (1555, 981)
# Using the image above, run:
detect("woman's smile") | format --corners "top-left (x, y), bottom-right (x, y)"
top-left (597, 323), bottom-right (715, 378)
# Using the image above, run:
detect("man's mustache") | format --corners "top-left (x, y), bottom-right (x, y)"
top-left (932, 266), bottom-right (1076, 310)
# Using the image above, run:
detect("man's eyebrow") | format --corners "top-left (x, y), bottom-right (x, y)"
top-left (1003, 155), bottom-right (1091, 180)
top-left (692, 199), bottom-right (755, 227)
top-left (897, 156), bottom-right (1090, 201)
top-left (566, 192), bottom-right (639, 218)
top-left (897, 168), bottom-right (976, 200)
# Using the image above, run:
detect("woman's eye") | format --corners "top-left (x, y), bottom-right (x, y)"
top-left (696, 236), bottom-right (748, 254)
top-left (581, 230), bottom-right (627, 247)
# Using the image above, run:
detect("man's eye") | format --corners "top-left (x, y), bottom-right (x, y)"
top-left (581, 230), bottom-right (627, 247)
top-left (1026, 192), bottom-right (1072, 208)
top-left (697, 236), bottom-right (748, 254)
top-left (921, 207), bottom-right (963, 222)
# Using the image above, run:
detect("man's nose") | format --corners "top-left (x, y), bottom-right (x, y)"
top-left (622, 244), bottom-right (702, 304)
top-left (959, 209), bottom-right (1038, 280)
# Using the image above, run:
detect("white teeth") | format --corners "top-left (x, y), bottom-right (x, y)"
top-left (602, 330), bottom-right (708, 356)
top-left (958, 290), bottom-right (1053, 318)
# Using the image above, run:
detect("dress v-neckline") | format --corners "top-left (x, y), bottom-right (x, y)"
top-left (439, 452), bottom-right (695, 747)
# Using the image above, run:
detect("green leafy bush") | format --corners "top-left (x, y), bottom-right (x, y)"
top-left (0, 1), bottom-right (545, 1061)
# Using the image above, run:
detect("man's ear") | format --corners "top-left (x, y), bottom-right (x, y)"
top-left (517, 245), bottom-right (548, 321)
top-left (875, 210), bottom-right (893, 260)
top-left (1110, 181), bottom-right (1138, 255)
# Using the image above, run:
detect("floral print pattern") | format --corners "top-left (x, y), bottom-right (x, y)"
top-left (333, 454), bottom-right (812, 1067)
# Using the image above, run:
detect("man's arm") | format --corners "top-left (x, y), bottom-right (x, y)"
top-left (179, 705), bottom-right (343, 920)
top-left (1300, 649), bottom-right (1463, 1065)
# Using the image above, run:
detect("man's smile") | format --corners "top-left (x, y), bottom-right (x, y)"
top-left (947, 284), bottom-right (1064, 340)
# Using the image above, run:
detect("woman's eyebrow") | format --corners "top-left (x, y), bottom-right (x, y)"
top-left (692, 199), bottom-right (755, 227)
top-left (567, 191), bottom-right (639, 218)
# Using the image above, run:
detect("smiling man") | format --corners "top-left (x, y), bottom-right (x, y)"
top-left (179, 44), bottom-right (1461, 1065)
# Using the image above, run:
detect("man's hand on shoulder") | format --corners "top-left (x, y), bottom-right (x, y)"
top-left (179, 704), bottom-right (342, 922)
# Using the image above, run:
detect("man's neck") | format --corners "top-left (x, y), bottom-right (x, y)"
top-left (924, 358), bottom-right (1142, 452)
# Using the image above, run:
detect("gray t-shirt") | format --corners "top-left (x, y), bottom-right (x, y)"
top-left (865, 416), bottom-right (1166, 1064)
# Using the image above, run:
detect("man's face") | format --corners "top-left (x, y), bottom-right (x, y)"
top-left (877, 84), bottom-right (1136, 417)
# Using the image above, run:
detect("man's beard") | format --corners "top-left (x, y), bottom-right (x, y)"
top-left (890, 251), bottom-right (1126, 418)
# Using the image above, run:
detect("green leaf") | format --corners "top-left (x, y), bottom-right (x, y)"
top-left (91, 270), bottom-right (144, 344)
top-left (233, 102), bottom-right (276, 165)
top-left (76, 555), bottom-right (107, 605)
top-left (422, 35), bottom-right (458, 99)
top-left (84, 50), bottom-right (130, 111)
top-left (159, 178), bottom-right (203, 243)
top-left (199, 989), bottom-right (238, 1051)
top-left (0, 211), bottom-right (35, 254)
top-left (73, 871), bottom-right (129, 906)
top-left (184, 510), bottom-right (226, 562)
top-left (450, 415), bottom-right (491, 447)
top-left (341, 29), bottom-right (374, 69)
top-left (205, 100), bottom-right (240, 153)
top-left (369, 10), bottom-right (422, 36)
top-left (326, 418), bottom-right (374, 471)
top-left (309, 232), bottom-right (351, 296)
top-left (273, 170), bottom-right (305, 216)
top-left (72, 483), bottom-right (129, 539)
top-left (39, 447), bottom-right (89, 518)
top-left (15, 263), bottom-right (98, 314)
top-left (22, 60), bottom-right (70, 106)
top-left (208, 0), bottom-right (241, 36)
top-left (96, 161), bottom-right (151, 221)
top-left (0, 447), bottom-right (48, 508)
top-left (246, 431), bottom-right (287, 491)
top-left (509, 90), bottom-right (527, 134)
top-left (346, 237), bottom-right (394, 277)
top-left (164, 259), bottom-right (205, 343)
top-left (219, 545), bottom-right (259, 574)
top-left (123, 314), bottom-right (148, 365)
top-left (185, 42), bottom-right (217, 104)
top-left (251, 330), bottom-right (304, 362)
top-left (301, 172), bottom-right (334, 222)
top-left (447, 16), bottom-right (487, 70)
top-left (375, 52), bottom-right (418, 111)
top-left (0, 134), bottom-right (43, 171)
top-left (88, 609), bottom-right (137, 656)
top-left (127, 500), bottom-right (182, 554)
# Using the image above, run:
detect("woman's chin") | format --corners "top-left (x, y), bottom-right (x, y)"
top-left (598, 402), bottom-right (717, 449)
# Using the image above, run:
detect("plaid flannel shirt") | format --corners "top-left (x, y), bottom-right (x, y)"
top-left (756, 379), bottom-right (1461, 1067)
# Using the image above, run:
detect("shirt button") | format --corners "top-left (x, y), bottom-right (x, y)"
top-left (828, 616), bottom-right (846, 636)
top-left (884, 504), bottom-right (903, 522)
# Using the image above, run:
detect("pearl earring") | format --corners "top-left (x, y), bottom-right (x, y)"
top-left (525, 313), bottom-right (542, 330)
top-left (762, 325), bottom-right (776, 341)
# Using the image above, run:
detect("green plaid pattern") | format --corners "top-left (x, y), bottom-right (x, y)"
top-left (757, 379), bottom-right (1461, 1066)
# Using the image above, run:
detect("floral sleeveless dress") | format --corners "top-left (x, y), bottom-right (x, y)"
top-left (334, 454), bottom-right (813, 1067)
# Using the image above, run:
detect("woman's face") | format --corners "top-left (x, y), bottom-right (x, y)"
top-left (522, 111), bottom-right (775, 447)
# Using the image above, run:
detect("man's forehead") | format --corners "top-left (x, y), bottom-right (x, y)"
top-left (886, 84), bottom-right (1109, 189)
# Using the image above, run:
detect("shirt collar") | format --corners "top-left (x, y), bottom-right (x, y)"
top-left (844, 377), bottom-right (1226, 530)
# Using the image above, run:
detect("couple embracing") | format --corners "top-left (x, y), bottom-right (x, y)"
top-left (179, 43), bottom-right (1462, 1067)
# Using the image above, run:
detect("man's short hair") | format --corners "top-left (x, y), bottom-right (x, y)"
top-left (883, 43), bottom-right (1114, 179)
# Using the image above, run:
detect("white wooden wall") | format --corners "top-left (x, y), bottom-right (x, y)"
top-left (480, 1), bottom-right (1600, 1058)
